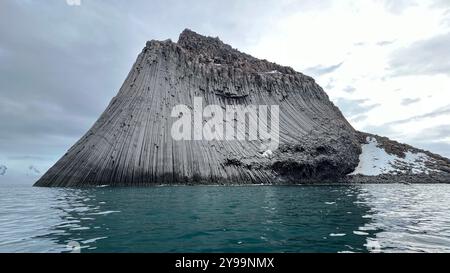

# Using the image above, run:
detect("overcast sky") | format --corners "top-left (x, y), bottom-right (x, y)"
top-left (1, 0), bottom-right (449, 183)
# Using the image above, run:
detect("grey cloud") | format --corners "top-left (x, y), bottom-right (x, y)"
top-left (389, 32), bottom-right (450, 76)
top-left (401, 98), bottom-right (421, 106)
top-left (381, 0), bottom-right (417, 14)
top-left (1, 0), bottom-right (449, 180)
top-left (385, 104), bottom-right (450, 126)
top-left (362, 110), bottom-right (450, 158)
top-left (0, 0), bottom-right (145, 168)
top-left (377, 40), bottom-right (395, 46)
top-left (26, 165), bottom-right (42, 177)
top-left (279, 0), bottom-right (333, 12)
top-left (412, 125), bottom-right (450, 142)
top-left (304, 62), bottom-right (343, 77)
top-left (334, 98), bottom-right (381, 117)
top-left (343, 86), bottom-right (356, 93)
top-left (411, 141), bottom-right (450, 158)
top-left (28, 165), bottom-right (41, 175)
top-left (0, 0), bottom-right (330, 179)
top-left (350, 114), bottom-right (368, 123)
top-left (325, 78), bottom-right (336, 90)
top-left (0, 165), bottom-right (6, 176)
top-left (362, 123), bottom-right (398, 139)
top-left (7, 155), bottom-right (49, 161)
top-left (432, 0), bottom-right (450, 8)
top-left (443, 9), bottom-right (450, 27)
top-left (429, 1), bottom-right (450, 26)
top-left (408, 125), bottom-right (450, 158)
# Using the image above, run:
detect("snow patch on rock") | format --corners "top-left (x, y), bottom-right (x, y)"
top-left (263, 70), bottom-right (282, 74)
top-left (262, 150), bottom-right (273, 158)
top-left (350, 137), bottom-right (438, 176)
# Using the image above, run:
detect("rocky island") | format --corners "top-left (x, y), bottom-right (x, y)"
top-left (35, 29), bottom-right (450, 187)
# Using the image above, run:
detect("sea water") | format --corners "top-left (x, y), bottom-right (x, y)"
top-left (1, 182), bottom-right (450, 253)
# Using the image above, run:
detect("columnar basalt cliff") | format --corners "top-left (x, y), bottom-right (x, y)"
top-left (35, 30), bottom-right (449, 187)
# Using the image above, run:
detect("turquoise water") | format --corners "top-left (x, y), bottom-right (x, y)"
top-left (1, 183), bottom-right (450, 253)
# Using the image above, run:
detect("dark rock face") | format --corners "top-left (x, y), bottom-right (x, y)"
top-left (35, 29), bottom-right (363, 187)
top-left (342, 173), bottom-right (450, 184)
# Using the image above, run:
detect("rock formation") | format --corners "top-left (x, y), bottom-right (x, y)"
top-left (34, 29), bottom-right (449, 187)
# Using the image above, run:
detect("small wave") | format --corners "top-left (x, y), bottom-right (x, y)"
top-left (89, 210), bottom-right (120, 216)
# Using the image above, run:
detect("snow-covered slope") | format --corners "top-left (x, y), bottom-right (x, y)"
top-left (350, 137), bottom-right (441, 176)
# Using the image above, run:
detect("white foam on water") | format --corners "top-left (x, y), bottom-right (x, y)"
top-left (365, 239), bottom-right (381, 253)
top-left (89, 210), bottom-right (121, 216)
top-left (353, 231), bottom-right (369, 236)
top-left (82, 237), bottom-right (108, 244)
top-left (330, 233), bottom-right (346, 237)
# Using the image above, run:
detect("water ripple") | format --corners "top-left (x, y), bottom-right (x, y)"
top-left (0, 183), bottom-right (450, 252)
